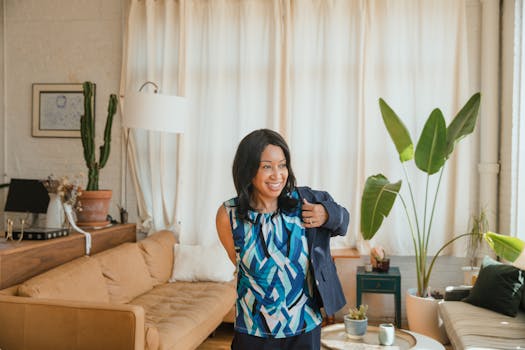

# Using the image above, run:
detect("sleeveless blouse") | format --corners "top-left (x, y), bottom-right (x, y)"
top-left (224, 190), bottom-right (322, 338)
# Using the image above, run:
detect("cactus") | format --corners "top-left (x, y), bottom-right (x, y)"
top-left (81, 81), bottom-right (118, 191)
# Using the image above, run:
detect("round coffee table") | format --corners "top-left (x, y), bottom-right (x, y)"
top-left (321, 324), bottom-right (445, 350)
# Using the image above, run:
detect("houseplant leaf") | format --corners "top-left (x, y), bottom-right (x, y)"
top-left (360, 174), bottom-right (402, 239)
top-left (415, 108), bottom-right (447, 175)
top-left (485, 232), bottom-right (524, 263)
top-left (445, 92), bottom-right (481, 158)
top-left (379, 98), bottom-right (414, 162)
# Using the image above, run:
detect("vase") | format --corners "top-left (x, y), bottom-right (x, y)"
top-left (373, 258), bottom-right (390, 272)
top-left (46, 193), bottom-right (65, 228)
top-left (406, 288), bottom-right (449, 344)
top-left (343, 315), bottom-right (367, 339)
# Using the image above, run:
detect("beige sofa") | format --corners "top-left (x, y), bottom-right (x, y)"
top-left (439, 291), bottom-right (525, 349)
top-left (0, 230), bottom-right (236, 350)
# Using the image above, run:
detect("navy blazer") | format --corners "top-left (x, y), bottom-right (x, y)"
top-left (297, 186), bottom-right (350, 316)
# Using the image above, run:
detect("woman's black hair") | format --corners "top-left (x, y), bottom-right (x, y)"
top-left (232, 129), bottom-right (298, 221)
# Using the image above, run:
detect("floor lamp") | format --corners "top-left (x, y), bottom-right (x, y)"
top-left (122, 82), bottom-right (188, 228)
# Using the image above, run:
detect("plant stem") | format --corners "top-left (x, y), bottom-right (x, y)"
top-left (398, 192), bottom-right (423, 294)
top-left (423, 232), bottom-right (478, 291)
top-left (402, 164), bottom-right (422, 242)
top-left (425, 167), bottom-right (445, 254)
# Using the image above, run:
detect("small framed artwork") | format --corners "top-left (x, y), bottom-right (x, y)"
top-left (32, 83), bottom-right (94, 138)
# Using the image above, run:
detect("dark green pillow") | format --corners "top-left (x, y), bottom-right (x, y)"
top-left (463, 263), bottom-right (524, 317)
top-left (522, 283), bottom-right (525, 311)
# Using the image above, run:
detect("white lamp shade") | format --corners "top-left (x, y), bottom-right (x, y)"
top-left (123, 91), bottom-right (187, 133)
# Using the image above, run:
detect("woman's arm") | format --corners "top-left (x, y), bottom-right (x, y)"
top-left (216, 205), bottom-right (236, 265)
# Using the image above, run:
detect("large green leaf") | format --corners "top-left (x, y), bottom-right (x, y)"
top-left (360, 174), bottom-right (402, 239)
top-left (445, 92), bottom-right (481, 158)
top-left (415, 108), bottom-right (447, 175)
top-left (485, 232), bottom-right (524, 263)
top-left (379, 98), bottom-right (414, 162)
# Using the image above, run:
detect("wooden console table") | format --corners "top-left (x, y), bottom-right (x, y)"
top-left (0, 223), bottom-right (136, 289)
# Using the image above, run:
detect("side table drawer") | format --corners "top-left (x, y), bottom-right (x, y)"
top-left (360, 278), bottom-right (397, 292)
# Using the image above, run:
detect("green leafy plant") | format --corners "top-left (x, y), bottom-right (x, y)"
top-left (347, 304), bottom-right (368, 320)
top-left (485, 232), bottom-right (525, 269)
top-left (360, 92), bottom-right (481, 297)
top-left (81, 81), bottom-right (118, 191)
top-left (466, 209), bottom-right (489, 267)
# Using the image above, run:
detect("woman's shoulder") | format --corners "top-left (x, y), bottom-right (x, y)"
top-left (296, 186), bottom-right (332, 201)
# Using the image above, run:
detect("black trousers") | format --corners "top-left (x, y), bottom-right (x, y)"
top-left (231, 325), bottom-right (321, 350)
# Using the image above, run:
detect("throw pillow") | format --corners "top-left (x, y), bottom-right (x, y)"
top-left (482, 255), bottom-right (502, 267)
top-left (169, 243), bottom-right (235, 282)
top-left (463, 262), bottom-right (524, 317)
top-left (522, 282), bottom-right (525, 311)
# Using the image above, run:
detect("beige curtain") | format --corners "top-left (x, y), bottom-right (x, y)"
top-left (122, 0), bottom-right (477, 255)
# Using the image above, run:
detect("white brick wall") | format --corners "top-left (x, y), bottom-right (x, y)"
top-left (0, 0), bottom-right (138, 222)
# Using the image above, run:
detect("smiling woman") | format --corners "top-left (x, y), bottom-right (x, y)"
top-left (216, 129), bottom-right (349, 349)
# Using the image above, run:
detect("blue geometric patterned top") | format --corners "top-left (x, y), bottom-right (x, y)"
top-left (224, 190), bottom-right (322, 338)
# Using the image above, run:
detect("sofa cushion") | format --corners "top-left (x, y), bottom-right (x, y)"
top-left (18, 256), bottom-right (109, 303)
top-left (94, 243), bottom-right (154, 304)
top-left (463, 262), bottom-right (524, 317)
top-left (169, 243), bottom-right (235, 282)
top-left (439, 301), bottom-right (525, 349)
top-left (138, 230), bottom-right (176, 286)
top-left (130, 281), bottom-right (236, 350)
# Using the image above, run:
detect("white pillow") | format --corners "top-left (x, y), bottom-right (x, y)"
top-left (169, 243), bottom-right (235, 282)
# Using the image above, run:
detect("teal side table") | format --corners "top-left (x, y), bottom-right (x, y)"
top-left (356, 266), bottom-right (401, 327)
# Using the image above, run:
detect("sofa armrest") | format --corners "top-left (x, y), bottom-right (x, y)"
top-left (0, 295), bottom-right (145, 350)
top-left (444, 285), bottom-right (473, 301)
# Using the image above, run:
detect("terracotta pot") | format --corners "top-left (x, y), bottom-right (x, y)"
top-left (76, 190), bottom-right (112, 227)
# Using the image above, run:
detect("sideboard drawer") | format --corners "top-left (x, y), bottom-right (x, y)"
top-left (361, 278), bottom-right (397, 292)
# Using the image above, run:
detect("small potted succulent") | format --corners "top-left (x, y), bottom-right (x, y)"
top-left (344, 304), bottom-right (368, 339)
top-left (371, 246), bottom-right (390, 272)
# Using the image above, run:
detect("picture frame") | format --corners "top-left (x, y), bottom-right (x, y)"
top-left (32, 83), bottom-right (94, 138)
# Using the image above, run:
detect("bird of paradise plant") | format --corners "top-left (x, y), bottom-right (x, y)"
top-left (360, 92), bottom-right (481, 297)
top-left (485, 232), bottom-right (525, 269)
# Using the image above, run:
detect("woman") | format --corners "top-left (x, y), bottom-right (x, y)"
top-left (216, 129), bottom-right (349, 350)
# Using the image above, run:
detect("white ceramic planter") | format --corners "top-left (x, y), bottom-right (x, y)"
top-left (46, 193), bottom-right (65, 228)
top-left (405, 288), bottom-right (449, 344)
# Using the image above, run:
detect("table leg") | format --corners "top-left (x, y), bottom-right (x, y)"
top-left (395, 284), bottom-right (401, 328)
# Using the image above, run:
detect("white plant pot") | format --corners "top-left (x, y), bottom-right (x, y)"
top-left (405, 288), bottom-right (449, 344)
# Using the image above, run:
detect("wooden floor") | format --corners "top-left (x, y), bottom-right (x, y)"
top-left (197, 323), bottom-right (234, 350)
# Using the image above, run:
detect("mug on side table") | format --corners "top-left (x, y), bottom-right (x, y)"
top-left (378, 323), bottom-right (395, 346)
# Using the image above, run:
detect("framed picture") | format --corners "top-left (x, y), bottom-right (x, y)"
top-left (32, 83), bottom-right (94, 138)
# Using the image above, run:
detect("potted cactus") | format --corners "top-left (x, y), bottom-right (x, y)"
top-left (75, 81), bottom-right (118, 227)
top-left (343, 304), bottom-right (368, 339)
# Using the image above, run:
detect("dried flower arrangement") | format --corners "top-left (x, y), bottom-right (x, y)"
top-left (42, 174), bottom-right (83, 211)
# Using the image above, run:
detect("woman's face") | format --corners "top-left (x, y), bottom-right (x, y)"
top-left (251, 144), bottom-right (288, 203)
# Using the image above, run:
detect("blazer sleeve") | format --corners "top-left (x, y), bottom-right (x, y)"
top-left (298, 187), bottom-right (350, 236)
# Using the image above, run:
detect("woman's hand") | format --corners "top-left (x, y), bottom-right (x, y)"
top-left (302, 198), bottom-right (328, 228)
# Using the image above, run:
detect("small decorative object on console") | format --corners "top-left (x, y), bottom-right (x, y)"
top-left (371, 246), bottom-right (390, 272)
